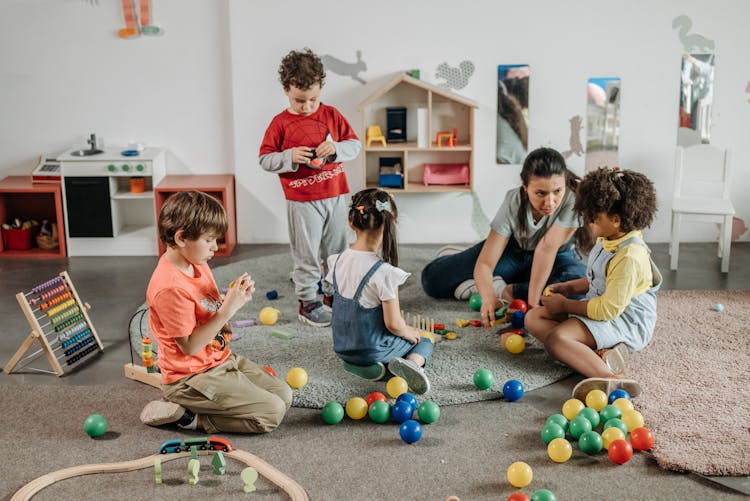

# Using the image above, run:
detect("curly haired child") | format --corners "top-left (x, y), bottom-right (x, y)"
top-left (524, 167), bottom-right (663, 400)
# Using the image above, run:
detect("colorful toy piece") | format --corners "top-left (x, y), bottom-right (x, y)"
top-left (578, 407), bottom-right (601, 428)
top-left (473, 368), bottom-right (494, 390)
top-left (508, 299), bottom-right (528, 313)
top-left (630, 427), bottom-right (655, 451)
top-left (507, 493), bottom-right (531, 501)
top-left (608, 388), bottom-right (631, 404)
top-left (366, 391), bottom-right (388, 407)
top-left (585, 389), bottom-right (608, 411)
top-left (266, 290), bottom-right (279, 300)
top-left (212, 451), bottom-right (226, 475)
top-left (562, 398), bottom-right (584, 421)
top-left (505, 334), bottom-right (525, 354)
top-left (259, 307), bottom-right (282, 326)
top-left (714, 303), bottom-right (724, 312)
top-left (455, 319), bottom-right (471, 328)
top-left (547, 437), bottom-right (572, 463)
top-left (578, 430), bottom-right (604, 455)
top-left (262, 365), bottom-right (276, 377)
top-left (391, 400), bottom-right (414, 423)
top-left (286, 367), bottom-right (308, 389)
top-left (568, 415), bottom-right (593, 439)
top-left (541, 423), bottom-right (565, 445)
top-left (386, 376), bottom-right (409, 398)
top-left (612, 397), bottom-right (634, 414)
top-left (621, 409), bottom-right (645, 432)
top-left (506, 461), bottom-right (533, 488)
top-left (83, 413), bottom-right (108, 438)
top-left (602, 417), bottom-right (628, 436)
top-left (599, 404), bottom-right (622, 423)
top-left (601, 427), bottom-right (626, 450)
top-left (468, 293), bottom-right (482, 311)
top-left (510, 310), bottom-right (525, 329)
top-left (607, 439), bottom-right (633, 464)
top-left (530, 489), bottom-right (557, 501)
top-left (322, 401), bottom-right (345, 425)
top-left (368, 400), bottom-right (391, 424)
top-left (417, 401), bottom-right (440, 424)
top-left (399, 419), bottom-right (423, 444)
top-left (241, 467), bottom-right (259, 493)
top-left (502, 379), bottom-right (525, 401)
top-left (445, 332), bottom-right (458, 340)
top-left (345, 397), bottom-right (369, 420)
top-left (545, 413), bottom-right (568, 432)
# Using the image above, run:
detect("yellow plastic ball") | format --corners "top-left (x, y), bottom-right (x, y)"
top-left (601, 426), bottom-right (626, 449)
top-left (386, 376), bottom-right (408, 398)
top-left (259, 307), bottom-right (281, 326)
top-left (505, 334), bottom-right (525, 354)
top-left (562, 398), bottom-right (585, 421)
top-left (547, 437), bottom-right (573, 463)
top-left (612, 397), bottom-right (634, 414)
top-left (621, 409), bottom-right (645, 432)
top-left (286, 367), bottom-right (308, 389)
top-left (345, 397), bottom-right (368, 420)
top-left (506, 461), bottom-right (533, 488)
top-left (585, 389), bottom-right (608, 411)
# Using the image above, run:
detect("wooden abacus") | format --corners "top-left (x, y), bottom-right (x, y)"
top-left (4, 271), bottom-right (103, 377)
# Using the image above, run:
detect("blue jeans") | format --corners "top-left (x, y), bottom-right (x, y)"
top-left (421, 237), bottom-right (586, 302)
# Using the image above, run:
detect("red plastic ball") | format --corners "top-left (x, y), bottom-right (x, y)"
top-left (509, 299), bottom-right (528, 313)
top-left (630, 427), bottom-right (655, 451)
top-left (507, 493), bottom-right (531, 501)
top-left (365, 391), bottom-right (388, 407)
top-left (608, 439), bottom-right (633, 464)
top-left (262, 365), bottom-right (276, 377)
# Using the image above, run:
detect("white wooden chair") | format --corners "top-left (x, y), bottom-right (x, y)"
top-left (670, 145), bottom-right (734, 273)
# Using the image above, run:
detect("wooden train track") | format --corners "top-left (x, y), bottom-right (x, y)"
top-left (12, 449), bottom-right (308, 501)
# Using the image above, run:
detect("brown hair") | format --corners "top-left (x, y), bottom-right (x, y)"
top-left (349, 188), bottom-right (399, 266)
top-left (278, 48), bottom-right (326, 90)
top-left (158, 191), bottom-right (228, 247)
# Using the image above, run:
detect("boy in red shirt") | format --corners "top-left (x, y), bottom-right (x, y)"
top-left (259, 48), bottom-right (361, 327)
top-left (140, 191), bottom-right (292, 433)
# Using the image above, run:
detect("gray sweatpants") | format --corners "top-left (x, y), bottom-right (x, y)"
top-left (287, 195), bottom-right (350, 302)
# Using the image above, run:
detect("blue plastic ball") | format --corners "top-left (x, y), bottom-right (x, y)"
top-left (510, 310), bottom-right (525, 329)
top-left (399, 419), bottom-right (423, 444)
top-left (502, 379), bottom-right (525, 401)
top-left (391, 400), bottom-right (414, 423)
top-left (396, 392), bottom-right (418, 410)
top-left (265, 290), bottom-right (278, 300)
top-left (608, 388), bottom-right (631, 404)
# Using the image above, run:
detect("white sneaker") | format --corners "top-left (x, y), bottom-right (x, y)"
top-left (436, 244), bottom-right (468, 258)
top-left (454, 276), bottom-right (507, 301)
top-left (388, 357), bottom-right (431, 395)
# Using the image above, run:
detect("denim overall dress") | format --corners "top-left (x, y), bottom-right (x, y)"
top-left (573, 236), bottom-right (663, 352)
top-left (331, 258), bottom-right (433, 365)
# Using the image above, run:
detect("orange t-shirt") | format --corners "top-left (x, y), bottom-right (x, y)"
top-left (146, 255), bottom-right (231, 384)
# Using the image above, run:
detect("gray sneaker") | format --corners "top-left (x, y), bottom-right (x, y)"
top-left (454, 276), bottom-right (507, 301)
top-left (388, 357), bottom-right (431, 395)
top-left (298, 300), bottom-right (332, 327)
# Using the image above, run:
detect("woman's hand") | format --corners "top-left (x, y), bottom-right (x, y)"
top-left (480, 294), bottom-right (501, 327)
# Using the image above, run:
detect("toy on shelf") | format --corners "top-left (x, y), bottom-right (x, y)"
top-left (379, 157), bottom-right (404, 189)
top-left (4, 271), bottom-right (103, 377)
top-left (366, 125), bottom-right (386, 147)
top-left (435, 128), bottom-right (458, 147)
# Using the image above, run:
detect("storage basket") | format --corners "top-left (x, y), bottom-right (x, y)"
top-left (2, 227), bottom-right (33, 250)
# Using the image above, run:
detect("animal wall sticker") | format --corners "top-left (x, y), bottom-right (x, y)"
top-left (321, 50), bottom-right (367, 84)
top-left (672, 15), bottom-right (714, 52)
top-left (436, 61), bottom-right (475, 90)
top-left (560, 115), bottom-right (585, 159)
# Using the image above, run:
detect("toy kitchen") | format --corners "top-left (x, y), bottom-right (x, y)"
top-left (57, 135), bottom-right (166, 256)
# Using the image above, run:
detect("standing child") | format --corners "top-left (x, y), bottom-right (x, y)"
top-left (325, 189), bottom-right (436, 395)
top-left (140, 191), bottom-right (292, 433)
top-left (259, 47), bottom-right (362, 327)
top-left (524, 167), bottom-right (662, 400)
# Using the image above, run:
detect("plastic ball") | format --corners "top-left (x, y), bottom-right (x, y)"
top-left (508, 299), bottom-right (528, 313)
top-left (578, 430), bottom-right (603, 455)
top-left (83, 413), bottom-right (108, 438)
top-left (309, 157), bottom-right (323, 167)
top-left (530, 489), bottom-right (557, 501)
top-left (545, 413), bottom-right (569, 432)
top-left (396, 392), bottom-right (418, 410)
top-left (367, 400), bottom-right (391, 424)
top-left (630, 427), bottom-right (655, 451)
top-left (259, 306), bottom-right (281, 326)
top-left (568, 415), bottom-right (593, 440)
top-left (399, 419), bottom-right (423, 444)
top-left (608, 388), bottom-right (631, 404)
top-left (540, 423), bottom-right (565, 445)
top-left (417, 401), bottom-right (441, 424)
top-left (262, 365), bottom-right (276, 377)
top-left (562, 398), bottom-right (585, 421)
top-left (365, 391), bottom-right (388, 407)
top-left (286, 367), bottom-right (308, 389)
top-left (390, 400), bottom-right (414, 424)
top-left (612, 397), bottom-right (634, 414)
top-left (473, 368), bottom-right (494, 390)
top-left (601, 426), bottom-right (626, 449)
top-left (505, 334), bottom-right (526, 354)
top-left (599, 404), bottom-right (623, 423)
top-left (585, 389), bottom-right (608, 412)
top-left (506, 461), bottom-right (533, 488)
top-left (547, 437), bottom-right (573, 463)
top-left (608, 438), bottom-right (633, 464)
top-left (502, 379), bottom-right (525, 401)
top-left (468, 293), bottom-right (482, 311)
top-left (603, 417), bottom-right (629, 437)
top-left (345, 397), bottom-right (369, 420)
top-left (321, 401), bottom-right (344, 425)
top-left (621, 409), bottom-right (645, 432)
top-left (386, 376), bottom-right (409, 398)
top-left (714, 303), bottom-right (724, 312)
top-left (510, 310), bottom-right (525, 329)
top-left (578, 407), bottom-right (601, 428)
top-left (507, 493), bottom-right (531, 501)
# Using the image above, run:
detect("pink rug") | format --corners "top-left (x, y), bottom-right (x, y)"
top-left (627, 290), bottom-right (750, 476)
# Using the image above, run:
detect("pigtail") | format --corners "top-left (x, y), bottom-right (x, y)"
top-left (349, 188), bottom-right (399, 266)
top-left (381, 210), bottom-right (399, 267)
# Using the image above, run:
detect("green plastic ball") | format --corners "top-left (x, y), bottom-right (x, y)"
top-left (473, 368), bottom-right (494, 390)
top-left (599, 404), bottom-right (622, 423)
top-left (367, 400), bottom-right (390, 424)
top-left (568, 414), bottom-right (593, 440)
top-left (579, 407), bottom-right (601, 429)
top-left (578, 430), bottom-right (604, 455)
top-left (417, 401), bottom-right (440, 424)
top-left (545, 413), bottom-right (569, 432)
top-left (321, 401), bottom-right (345, 425)
top-left (541, 422), bottom-right (565, 445)
top-left (531, 488), bottom-right (558, 501)
top-left (603, 417), bottom-right (629, 436)
top-left (83, 413), bottom-right (108, 438)
top-left (468, 293), bottom-right (482, 311)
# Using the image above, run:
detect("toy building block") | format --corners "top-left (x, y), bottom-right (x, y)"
top-left (366, 125), bottom-right (386, 147)
top-left (188, 458), bottom-right (200, 485)
top-left (154, 457), bottom-right (162, 484)
top-left (190, 445), bottom-right (198, 460)
top-left (455, 319), bottom-right (471, 328)
top-left (242, 467), bottom-right (259, 493)
top-left (271, 329), bottom-right (294, 340)
top-left (212, 451), bottom-right (227, 475)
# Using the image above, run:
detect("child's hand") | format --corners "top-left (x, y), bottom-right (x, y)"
top-left (291, 147), bottom-right (315, 164)
top-left (545, 283), bottom-right (570, 297)
top-left (314, 141), bottom-right (336, 160)
top-left (402, 326), bottom-right (421, 345)
top-left (479, 294), bottom-right (501, 328)
top-left (540, 293), bottom-right (567, 315)
top-left (223, 273), bottom-right (255, 316)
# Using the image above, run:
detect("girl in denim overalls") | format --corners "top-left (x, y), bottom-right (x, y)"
top-left (525, 168), bottom-right (662, 400)
top-left (325, 189), bottom-right (435, 394)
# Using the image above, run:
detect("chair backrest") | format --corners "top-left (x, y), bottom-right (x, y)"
top-left (673, 145), bottom-right (731, 200)
top-left (366, 125), bottom-right (383, 139)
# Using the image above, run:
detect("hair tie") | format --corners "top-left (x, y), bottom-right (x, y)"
top-left (355, 205), bottom-right (365, 214)
top-left (375, 200), bottom-right (391, 213)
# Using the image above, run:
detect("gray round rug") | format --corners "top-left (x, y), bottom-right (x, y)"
top-left (129, 246), bottom-right (571, 408)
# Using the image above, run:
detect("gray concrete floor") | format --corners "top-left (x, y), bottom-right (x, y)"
top-left (1, 242), bottom-right (748, 497)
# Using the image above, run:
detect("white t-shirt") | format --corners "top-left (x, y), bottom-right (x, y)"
top-left (325, 249), bottom-right (410, 308)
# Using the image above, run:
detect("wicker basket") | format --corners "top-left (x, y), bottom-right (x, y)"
top-left (36, 222), bottom-right (59, 250)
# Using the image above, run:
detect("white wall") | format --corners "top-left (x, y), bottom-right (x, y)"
top-left (2, 0), bottom-right (749, 245)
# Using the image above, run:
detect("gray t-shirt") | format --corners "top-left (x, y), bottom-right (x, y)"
top-left (490, 187), bottom-right (580, 251)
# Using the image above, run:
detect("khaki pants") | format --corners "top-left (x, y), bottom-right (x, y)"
top-left (162, 353), bottom-right (292, 434)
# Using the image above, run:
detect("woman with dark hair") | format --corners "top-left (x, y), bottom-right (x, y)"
top-left (421, 147), bottom-right (591, 326)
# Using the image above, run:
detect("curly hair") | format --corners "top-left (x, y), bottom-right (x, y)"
top-left (349, 188), bottom-right (399, 267)
top-left (158, 191), bottom-right (228, 247)
top-left (575, 167), bottom-right (657, 233)
top-left (278, 48), bottom-right (326, 90)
